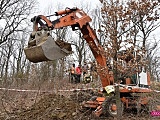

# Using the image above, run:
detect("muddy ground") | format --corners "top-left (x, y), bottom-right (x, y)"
top-left (0, 77), bottom-right (160, 120)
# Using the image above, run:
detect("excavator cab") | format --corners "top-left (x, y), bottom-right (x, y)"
top-left (24, 25), bottom-right (72, 63)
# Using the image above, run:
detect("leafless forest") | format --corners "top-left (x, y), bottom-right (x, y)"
top-left (0, 0), bottom-right (160, 120)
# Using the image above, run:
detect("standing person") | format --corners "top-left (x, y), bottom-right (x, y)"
top-left (75, 64), bottom-right (82, 83)
top-left (82, 62), bottom-right (89, 76)
top-left (70, 63), bottom-right (76, 83)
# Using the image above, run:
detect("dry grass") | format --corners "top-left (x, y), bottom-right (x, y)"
top-left (0, 76), bottom-right (160, 120)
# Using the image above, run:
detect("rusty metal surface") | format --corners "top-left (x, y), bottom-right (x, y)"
top-left (24, 46), bottom-right (48, 63)
top-left (24, 36), bottom-right (72, 63)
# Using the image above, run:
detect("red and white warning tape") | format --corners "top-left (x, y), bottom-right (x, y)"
top-left (0, 87), bottom-right (99, 93)
top-left (0, 87), bottom-right (49, 93)
top-left (58, 88), bottom-right (99, 92)
top-left (153, 90), bottom-right (160, 93)
top-left (0, 87), bottom-right (159, 93)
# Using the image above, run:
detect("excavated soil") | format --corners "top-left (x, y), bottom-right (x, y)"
top-left (0, 78), bottom-right (160, 120)
top-left (13, 94), bottom-right (82, 120)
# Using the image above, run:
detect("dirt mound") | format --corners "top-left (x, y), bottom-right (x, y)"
top-left (70, 90), bottom-right (101, 103)
top-left (12, 93), bottom-right (81, 120)
top-left (2, 90), bottom-right (109, 120)
top-left (8, 91), bottom-right (102, 120)
top-left (1, 90), bottom-right (158, 120)
top-left (1, 79), bottom-right (160, 120)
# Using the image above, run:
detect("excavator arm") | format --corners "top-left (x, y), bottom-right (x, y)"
top-left (31, 7), bottom-right (91, 31)
top-left (24, 7), bottom-right (113, 87)
top-left (24, 7), bottom-right (154, 118)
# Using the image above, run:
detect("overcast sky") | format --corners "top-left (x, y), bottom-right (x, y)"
top-left (36, 0), bottom-right (160, 42)
top-left (37, 0), bottom-right (101, 14)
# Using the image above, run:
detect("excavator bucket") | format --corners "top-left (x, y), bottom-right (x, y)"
top-left (24, 31), bottom-right (72, 63)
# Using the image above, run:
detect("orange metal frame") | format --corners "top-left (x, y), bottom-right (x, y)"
top-left (30, 7), bottom-right (153, 117)
top-left (31, 8), bottom-right (112, 87)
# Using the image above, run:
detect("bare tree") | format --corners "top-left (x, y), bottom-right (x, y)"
top-left (146, 39), bottom-right (160, 82)
top-left (128, 0), bottom-right (160, 48)
top-left (128, 0), bottom-right (160, 83)
top-left (0, 0), bottom-right (36, 85)
top-left (0, 0), bottom-right (36, 44)
top-left (99, 0), bottom-right (160, 118)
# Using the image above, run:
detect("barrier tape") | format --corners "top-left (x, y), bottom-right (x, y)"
top-left (115, 83), bottom-right (160, 93)
top-left (153, 90), bottom-right (160, 93)
top-left (0, 87), bottom-right (51, 93)
top-left (0, 86), bottom-right (159, 93)
top-left (0, 87), bottom-right (99, 93)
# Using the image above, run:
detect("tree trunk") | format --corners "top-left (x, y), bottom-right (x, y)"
top-left (115, 85), bottom-right (121, 119)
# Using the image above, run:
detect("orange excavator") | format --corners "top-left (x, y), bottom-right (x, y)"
top-left (24, 7), bottom-right (154, 117)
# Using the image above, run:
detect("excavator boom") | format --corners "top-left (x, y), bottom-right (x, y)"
top-left (24, 7), bottom-right (112, 87)
top-left (24, 7), bottom-right (154, 117)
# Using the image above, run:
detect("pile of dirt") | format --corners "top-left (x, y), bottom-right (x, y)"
top-left (11, 93), bottom-right (81, 120)
top-left (1, 90), bottom-right (110, 120)
top-left (1, 79), bottom-right (160, 120)
top-left (70, 90), bottom-right (102, 103)
top-left (1, 90), bottom-right (159, 120)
